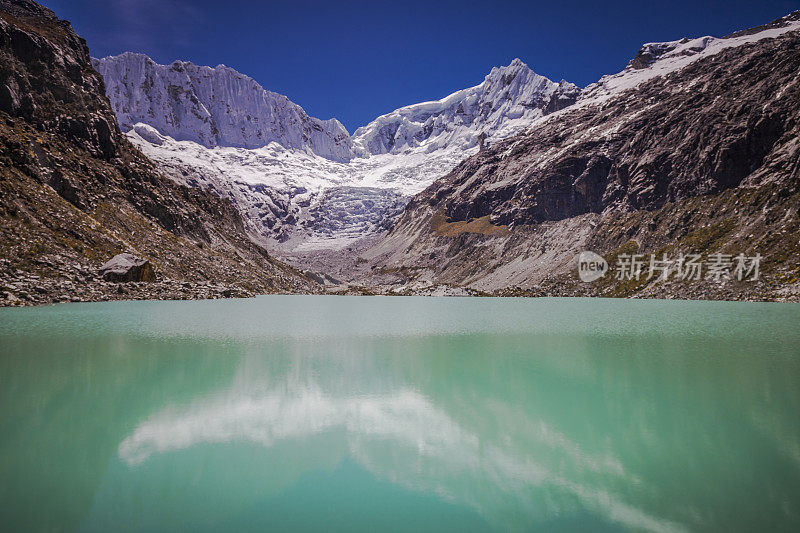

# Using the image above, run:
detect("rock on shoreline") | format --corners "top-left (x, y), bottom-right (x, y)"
top-left (99, 253), bottom-right (156, 282)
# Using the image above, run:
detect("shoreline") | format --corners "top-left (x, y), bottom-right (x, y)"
top-left (3, 279), bottom-right (798, 307)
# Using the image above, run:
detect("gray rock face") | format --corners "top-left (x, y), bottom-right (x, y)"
top-left (99, 254), bottom-right (156, 282)
top-left (0, 0), bottom-right (121, 160)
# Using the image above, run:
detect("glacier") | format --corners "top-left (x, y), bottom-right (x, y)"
top-left (95, 54), bottom-right (578, 252)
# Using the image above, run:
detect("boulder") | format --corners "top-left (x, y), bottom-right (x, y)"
top-left (98, 253), bottom-right (155, 282)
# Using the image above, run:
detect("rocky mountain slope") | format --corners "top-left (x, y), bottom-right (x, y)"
top-left (0, 0), bottom-right (318, 306)
top-left (94, 54), bottom-right (578, 252)
top-left (362, 12), bottom-right (800, 301)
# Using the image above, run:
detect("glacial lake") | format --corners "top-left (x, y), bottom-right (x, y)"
top-left (1, 296), bottom-right (799, 532)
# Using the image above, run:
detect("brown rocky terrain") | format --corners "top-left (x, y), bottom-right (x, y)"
top-left (0, 0), bottom-right (319, 306)
top-left (362, 15), bottom-right (800, 301)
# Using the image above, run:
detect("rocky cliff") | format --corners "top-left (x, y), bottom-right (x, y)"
top-left (363, 13), bottom-right (800, 301)
top-left (0, 0), bottom-right (318, 306)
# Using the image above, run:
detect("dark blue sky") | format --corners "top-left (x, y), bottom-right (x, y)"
top-left (42, 0), bottom-right (800, 132)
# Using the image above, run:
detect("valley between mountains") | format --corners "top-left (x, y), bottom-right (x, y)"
top-left (1, 0), bottom-right (799, 304)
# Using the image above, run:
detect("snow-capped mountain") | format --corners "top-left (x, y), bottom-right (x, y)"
top-left (93, 53), bottom-right (354, 162)
top-left (98, 9), bottom-right (798, 255)
top-left (94, 54), bottom-right (578, 251)
top-left (351, 58), bottom-right (578, 156)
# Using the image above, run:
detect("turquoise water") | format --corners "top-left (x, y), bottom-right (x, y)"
top-left (1, 296), bottom-right (799, 532)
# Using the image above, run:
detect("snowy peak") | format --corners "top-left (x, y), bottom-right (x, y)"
top-left (351, 59), bottom-right (579, 156)
top-left (483, 57), bottom-right (550, 94)
top-left (723, 9), bottom-right (800, 38)
top-left (93, 52), bottom-right (355, 162)
top-left (626, 38), bottom-right (713, 70)
top-left (628, 12), bottom-right (800, 71)
top-left (580, 12), bottom-right (800, 104)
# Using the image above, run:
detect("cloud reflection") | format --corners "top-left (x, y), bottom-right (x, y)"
top-left (119, 373), bottom-right (684, 532)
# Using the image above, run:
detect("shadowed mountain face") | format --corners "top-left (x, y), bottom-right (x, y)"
top-left (0, 0), bottom-right (318, 305)
top-left (364, 14), bottom-right (800, 300)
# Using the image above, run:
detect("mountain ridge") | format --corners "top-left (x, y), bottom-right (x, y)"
top-left (93, 52), bottom-right (355, 162)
